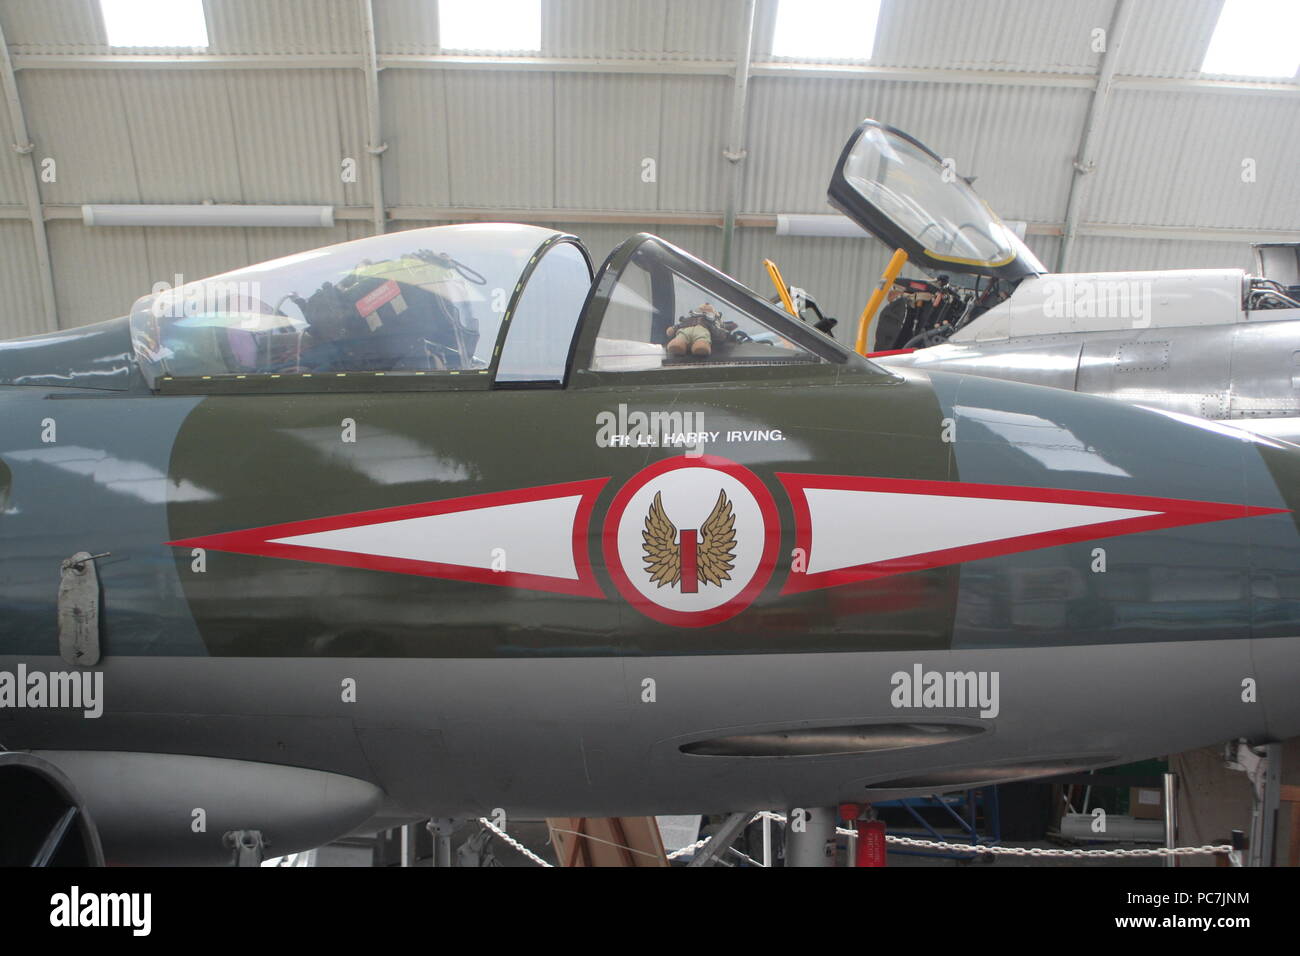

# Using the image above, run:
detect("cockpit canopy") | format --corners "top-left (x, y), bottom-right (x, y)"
top-left (828, 119), bottom-right (1045, 282)
top-left (128, 223), bottom-right (574, 387)
top-left (119, 222), bottom-right (858, 392)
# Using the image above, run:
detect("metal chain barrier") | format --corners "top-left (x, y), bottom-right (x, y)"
top-left (755, 811), bottom-right (1231, 860)
top-left (482, 811), bottom-right (1233, 865)
top-left (879, 833), bottom-right (1232, 859)
top-left (478, 817), bottom-right (554, 867)
top-left (666, 837), bottom-right (712, 861)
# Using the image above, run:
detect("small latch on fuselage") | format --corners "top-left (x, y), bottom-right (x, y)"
top-left (57, 551), bottom-right (109, 667)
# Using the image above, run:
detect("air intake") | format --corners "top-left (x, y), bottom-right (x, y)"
top-left (680, 722), bottom-right (983, 757)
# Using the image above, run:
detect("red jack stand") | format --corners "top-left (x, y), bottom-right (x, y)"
top-left (839, 803), bottom-right (887, 867)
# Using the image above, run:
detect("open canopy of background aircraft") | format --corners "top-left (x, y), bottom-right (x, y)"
top-left (830, 119), bottom-right (1300, 442)
top-left (3, 174), bottom-right (1300, 865)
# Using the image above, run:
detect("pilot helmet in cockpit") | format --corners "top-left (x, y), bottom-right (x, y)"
top-left (296, 251), bottom-right (485, 373)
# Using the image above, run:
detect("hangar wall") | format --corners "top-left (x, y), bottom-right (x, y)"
top-left (0, 0), bottom-right (1294, 337)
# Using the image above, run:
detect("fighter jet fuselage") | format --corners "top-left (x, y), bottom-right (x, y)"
top-left (1, 135), bottom-right (1299, 865)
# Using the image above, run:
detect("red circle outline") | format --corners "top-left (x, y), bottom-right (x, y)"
top-left (602, 455), bottom-right (780, 628)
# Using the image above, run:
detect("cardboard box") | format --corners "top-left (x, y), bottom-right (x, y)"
top-left (1131, 786), bottom-right (1164, 820)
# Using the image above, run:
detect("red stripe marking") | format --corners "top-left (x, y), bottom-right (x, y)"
top-left (679, 528), bottom-right (698, 593)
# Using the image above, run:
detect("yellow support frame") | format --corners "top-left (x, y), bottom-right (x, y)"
top-left (763, 258), bottom-right (798, 317)
top-left (855, 248), bottom-right (909, 356)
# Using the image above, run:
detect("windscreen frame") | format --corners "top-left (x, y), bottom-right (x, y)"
top-left (566, 233), bottom-right (882, 388)
top-left (489, 232), bottom-right (594, 389)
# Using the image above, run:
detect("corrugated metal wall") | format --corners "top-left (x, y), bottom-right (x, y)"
top-left (0, 0), bottom-right (1291, 335)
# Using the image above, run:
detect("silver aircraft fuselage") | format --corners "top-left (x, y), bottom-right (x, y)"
top-left (881, 269), bottom-right (1300, 443)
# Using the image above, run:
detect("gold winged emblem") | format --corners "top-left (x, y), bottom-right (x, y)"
top-left (642, 489), bottom-right (737, 590)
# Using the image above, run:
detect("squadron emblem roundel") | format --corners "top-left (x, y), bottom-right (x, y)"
top-left (603, 455), bottom-right (779, 627)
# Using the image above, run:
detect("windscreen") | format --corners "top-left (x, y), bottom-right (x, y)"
top-left (588, 237), bottom-right (842, 373)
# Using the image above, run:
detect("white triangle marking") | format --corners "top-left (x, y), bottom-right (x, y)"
top-left (805, 488), bottom-right (1157, 574)
top-left (270, 495), bottom-right (583, 580)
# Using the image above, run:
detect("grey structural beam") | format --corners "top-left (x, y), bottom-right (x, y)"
top-left (3, 203), bottom-right (1296, 245)
top-left (0, 17), bottom-right (57, 331)
top-left (1057, 0), bottom-right (1133, 273)
top-left (686, 812), bottom-right (752, 867)
top-left (358, 0), bottom-right (388, 236)
top-left (5, 51), bottom-right (1297, 98)
top-left (720, 0), bottom-right (757, 274)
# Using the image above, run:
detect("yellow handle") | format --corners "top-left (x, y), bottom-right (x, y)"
top-left (763, 259), bottom-right (798, 317)
top-left (855, 248), bottom-right (909, 355)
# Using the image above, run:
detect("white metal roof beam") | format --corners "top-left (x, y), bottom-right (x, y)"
top-left (0, 20), bottom-right (58, 331)
top-left (720, 0), bottom-right (757, 274)
top-left (358, 0), bottom-right (387, 236)
top-left (1058, 0), bottom-right (1133, 273)
top-left (2, 204), bottom-right (1296, 243)
top-left (7, 52), bottom-right (1299, 96)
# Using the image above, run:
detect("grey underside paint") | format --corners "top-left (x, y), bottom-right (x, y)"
top-left (7, 633), bottom-right (1295, 821)
top-left (29, 749), bottom-right (384, 866)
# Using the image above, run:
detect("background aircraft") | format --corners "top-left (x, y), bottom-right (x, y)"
top-left (832, 120), bottom-right (1300, 444)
